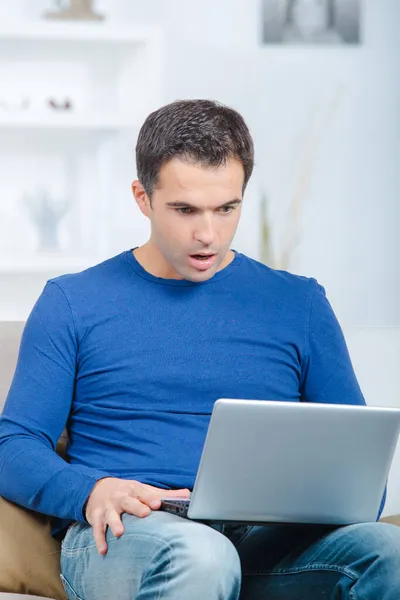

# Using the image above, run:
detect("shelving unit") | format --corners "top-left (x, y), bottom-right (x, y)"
top-left (0, 21), bottom-right (158, 43)
top-left (0, 19), bottom-right (162, 289)
top-left (0, 113), bottom-right (138, 130)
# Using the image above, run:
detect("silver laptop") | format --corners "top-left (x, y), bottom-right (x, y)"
top-left (160, 399), bottom-right (400, 525)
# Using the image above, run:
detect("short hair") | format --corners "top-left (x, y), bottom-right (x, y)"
top-left (136, 99), bottom-right (254, 199)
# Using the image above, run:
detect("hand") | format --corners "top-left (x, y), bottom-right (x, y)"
top-left (85, 477), bottom-right (190, 555)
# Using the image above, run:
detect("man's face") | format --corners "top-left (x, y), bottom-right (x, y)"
top-left (137, 157), bottom-right (244, 282)
top-left (292, 0), bottom-right (329, 34)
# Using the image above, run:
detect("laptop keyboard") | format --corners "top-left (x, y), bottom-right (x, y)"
top-left (162, 499), bottom-right (190, 517)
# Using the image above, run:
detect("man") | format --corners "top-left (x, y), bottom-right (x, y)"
top-left (283, 0), bottom-right (343, 45)
top-left (0, 99), bottom-right (399, 599)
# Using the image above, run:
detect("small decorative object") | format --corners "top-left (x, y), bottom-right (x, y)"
top-left (47, 98), bottom-right (73, 111)
top-left (44, 0), bottom-right (104, 21)
top-left (22, 188), bottom-right (70, 252)
top-left (262, 0), bottom-right (361, 45)
top-left (259, 190), bottom-right (275, 268)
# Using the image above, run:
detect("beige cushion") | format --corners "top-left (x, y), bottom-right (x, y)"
top-left (380, 514), bottom-right (400, 526)
top-left (0, 497), bottom-right (67, 600)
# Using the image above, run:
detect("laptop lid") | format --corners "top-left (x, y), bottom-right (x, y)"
top-left (187, 399), bottom-right (400, 525)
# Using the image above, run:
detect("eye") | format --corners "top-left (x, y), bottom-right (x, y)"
top-left (176, 206), bottom-right (235, 215)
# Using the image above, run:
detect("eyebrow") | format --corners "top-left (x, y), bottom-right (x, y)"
top-left (166, 198), bottom-right (242, 209)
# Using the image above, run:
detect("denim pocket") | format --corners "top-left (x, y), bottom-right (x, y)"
top-left (60, 573), bottom-right (84, 600)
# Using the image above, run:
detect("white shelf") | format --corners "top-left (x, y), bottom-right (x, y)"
top-left (0, 255), bottom-right (103, 274)
top-left (0, 113), bottom-right (137, 131)
top-left (0, 21), bottom-right (159, 44)
top-left (0, 17), bottom-right (162, 301)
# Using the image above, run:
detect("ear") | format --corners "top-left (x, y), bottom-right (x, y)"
top-left (132, 180), bottom-right (151, 218)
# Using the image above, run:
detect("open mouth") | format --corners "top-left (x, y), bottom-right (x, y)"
top-left (188, 253), bottom-right (217, 270)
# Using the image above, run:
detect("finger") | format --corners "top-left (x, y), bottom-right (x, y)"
top-left (122, 496), bottom-right (152, 518)
top-left (142, 484), bottom-right (191, 498)
top-left (162, 488), bottom-right (191, 498)
top-left (105, 508), bottom-right (125, 539)
top-left (127, 483), bottom-right (159, 509)
top-left (134, 490), bottom-right (163, 511)
top-left (92, 519), bottom-right (108, 556)
top-left (139, 487), bottom-right (191, 510)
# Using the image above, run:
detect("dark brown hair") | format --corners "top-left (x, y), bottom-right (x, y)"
top-left (136, 99), bottom-right (254, 199)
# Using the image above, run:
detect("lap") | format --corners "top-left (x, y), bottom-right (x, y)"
top-left (60, 511), bottom-right (239, 600)
top-left (61, 510), bottom-right (231, 558)
top-left (60, 515), bottom-right (400, 600)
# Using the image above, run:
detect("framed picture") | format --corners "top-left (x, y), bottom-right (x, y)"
top-left (261, 0), bottom-right (361, 45)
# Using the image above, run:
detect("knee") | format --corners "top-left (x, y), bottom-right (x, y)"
top-left (186, 525), bottom-right (242, 575)
top-left (153, 522), bottom-right (242, 593)
top-left (370, 522), bottom-right (400, 564)
top-left (342, 522), bottom-right (400, 596)
top-left (347, 521), bottom-right (400, 568)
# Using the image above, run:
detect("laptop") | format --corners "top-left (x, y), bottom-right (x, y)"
top-left (160, 399), bottom-right (400, 525)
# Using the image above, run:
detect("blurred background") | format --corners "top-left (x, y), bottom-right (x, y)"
top-left (0, 0), bottom-right (399, 513)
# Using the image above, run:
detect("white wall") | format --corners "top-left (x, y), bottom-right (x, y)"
top-left (252, 1), bottom-right (400, 328)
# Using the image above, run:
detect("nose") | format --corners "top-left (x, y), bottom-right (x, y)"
top-left (194, 214), bottom-right (215, 246)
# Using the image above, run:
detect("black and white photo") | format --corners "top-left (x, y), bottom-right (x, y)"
top-left (262, 0), bottom-right (361, 45)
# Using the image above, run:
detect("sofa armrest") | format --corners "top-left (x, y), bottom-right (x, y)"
top-left (379, 514), bottom-right (400, 527)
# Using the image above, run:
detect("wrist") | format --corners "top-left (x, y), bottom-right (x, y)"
top-left (83, 476), bottom-right (111, 522)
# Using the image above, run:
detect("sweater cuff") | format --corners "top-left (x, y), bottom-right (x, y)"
top-left (57, 465), bottom-right (112, 523)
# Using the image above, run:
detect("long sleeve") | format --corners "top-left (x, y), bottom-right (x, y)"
top-left (300, 279), bottom-right (385, 518)
top-left (0, 281), bottom-right (109, 522)
top-left (300, 280), bottom-right (365, 406)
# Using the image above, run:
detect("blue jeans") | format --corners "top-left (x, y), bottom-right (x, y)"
top-left (60, 511), bottom-right (400, 599)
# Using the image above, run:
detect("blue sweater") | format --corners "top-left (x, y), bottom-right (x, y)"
top-left (0, 249), bottom-right (379, 534)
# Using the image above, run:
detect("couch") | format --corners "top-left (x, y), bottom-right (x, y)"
top-left (0, 321), bottom-right (399, 599)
